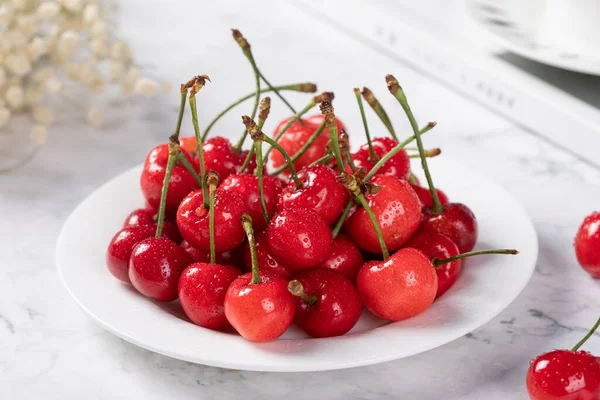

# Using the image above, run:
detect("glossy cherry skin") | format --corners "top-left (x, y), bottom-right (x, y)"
top-left (574, 211), bottom-right (600, 278)
top-left (266, 208), bottom-right (333, 272)
top-left (526, 350), bottom-right (600, 400)
top-left (242, 231), bottom-right (292, 278)
top-left (140, 144), bottom-right (198, 216)
top-left (278, 165), bottom-right (350, 225)
top-left (357, 247), bottom-right (437, 321)
top-left (224, 271), bottom-right (295, 342)
top-left (268, 114), bottom-right (345, 174)
top-left (410, 184), bottom-right (449, 208)
top-left (122, 207), bottom-right (182, 243)
top-left (236, 149), bottom-right (261, 175)
top-left (197, 136), bottom-right (241, 182)
top-left (106, 225), bottom-right (155, 283)
top-left (344, 175), bottom-right (422, 254)
top-left (353, 137), bottom-right (410, 180)
top-left (179, 136), bottom-right (197, 153)
top-left (128, 237), bottom-right (191, 301)
top-left (180, 240), bottom-right (242, 267)
top-left (291, 268), bottom-right (362, 338)
top-left (404, 230), bottom-right (461, 298)
top-left (220, 173), bottom-right (283, 232)
top-left (320, 234), bottom-right (364, 282)
top-left (178, 262), bottom-right (241, 330)
top-left (421, 202), bottom-right (478, 253)
top-left (176, 188), bottom-right (246, 253)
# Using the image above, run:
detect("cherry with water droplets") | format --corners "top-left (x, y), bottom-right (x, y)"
top-left (242, 231), bottom-right (292, 278)
top-left (353, 137), bottom-right (410, 180)
top-left (421, 203), bottom-right (478, 253)
top-left (122, 207), bottom-right (181, 243)
top-left (106, 225), bottom-right (155, 283)
top-left (320, 233), bottom-right (364, 282)
top-left (410, 184), bottom-right (449, 208)
top-left (198, 136), bottom-right (240, 182)
top-left (180, 240), bottom-right (242, 267)
top-left (574, 211), bottom-right (600, 278)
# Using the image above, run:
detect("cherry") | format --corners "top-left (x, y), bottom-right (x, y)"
top-left (344, 175), bottom-right (422, 254)
top-left (404, 230), bottom-right (460, 299)
top-left (320, 233), bottom-right (364, 282)
top-left (574, 211), bottom-right (600, 278)
top-left (178, 263), bottom-right (241, 330)
top-left (106, 225), bottom-right (155, 283)
top-left (353, 137), bottom-right (410, 181)
top-left (236, 148), bottom-right (259, 174)
top-left (224, 214), bottom-right (295, 342)
top-left (122, 207), bottom-right (181, 243)
top-left (278, 164), bottom-right (350, 225)
top-left (176, 187), bottom-right (246, 253)
top-left (179, 136), bottom-right (197, 153)
top-left (140, 144), bottom-right (198, 215)
top-left (128, 237), bottom-right (191, 301)
top-left (421, 203), bottom-right (478, 254)
top-left (181, 240), bottom-right (242, 267)
top-left (198, 136), bottom-right (240, 183)
top-left (242, 231), bottom-right (292, 278)
top-left (410, 184), bottom-right (449, 208)
top-left (527, 317), bottom-right (600, 400)
top-left (288, 269), bottom-right (362, 338)
top-left (266, 208), bottom-right (333, 272)
top-left (357, 247), bottom-right (437, 321)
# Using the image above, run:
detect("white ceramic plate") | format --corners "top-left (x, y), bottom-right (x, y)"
top-left (465, 0), bottom-right (600, 76)
top-left (57, 157), bottom-right (538, 372)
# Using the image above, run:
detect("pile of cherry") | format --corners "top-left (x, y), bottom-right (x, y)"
top-left (103, 29), bottom-right (600, 399)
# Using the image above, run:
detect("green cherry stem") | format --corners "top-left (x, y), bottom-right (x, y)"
top-left (288, 280), bottom-right (317, 306)
top-left (309, 154), bottom-right (333, 167)
top-left (201, 83), bottom-right (316, 142)
top-left (331, 200), bottom-right (353, 238)
top-left (354, 88), bottom-right (377, 161)
top-left (338, 172), bottom-right (389, 259)
top-left (386, 74), bottom-right (442, 214)
top-left (188, 75), bottom-right (211, 207)
top-left (155, 136), bottom-right (179, 238)
top-left (259, 71), bottom-right (299, 116)
top-left (271, 120), bottom-right (326, 176)
top-left (176, 153), bottom-right (203, 187)
top-left (320, 99), bottom-right (344, 171)
top-left (239, 97), bottom-right (271, 173)
top-left (572, 316), bottom-right (600, 351)
top-left (241, 213), bottom-right (261, 285)
top-left (362, 87), bottom-right (397, 141)
top-left (432, 249), bottom-right (518, 268)
top-left (173, 87), bottom-right (187, 139)
top-left (232, 30), bottom-right (261, 151)
top-left (207, 171), bottom-right (219, 264)
top-left (409, 148), bottom-right (441, 159)
top-left (340, 130), bottom-right (357, 173)
top-left (408, 173), bottom-right (419, 185)
top-left (364, 122), bottom-right (436, 182)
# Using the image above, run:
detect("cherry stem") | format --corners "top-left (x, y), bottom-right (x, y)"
top-left (263, 101), bottom-right (316, 160)
top-left (240, 97), bottom-right (271, 174)
top-left (176, 153), bottom-right (202, 187)
top-left (354, 88), bottom-right (377, 161)
top-left (340, 131), bottom-right (357, 173)
top-left (356, 193), bottom-right (389, 259)
top-left (271, 120), bottom-right (326, 176)
top-left (331, 200), bottom-right (353, 238)
top-left (201, 83), bottom-right (316, 142)
top-left (207, 172), bottom-right (219, 264)
top-left (433, 249), bottom-right (518, 267)
top-left (233, 33), bottom-right (261, 151)
top-left (320, 100), bottom-right (344, 171)
top-left (364, 122), bottom-right (436, 182)
top-left (264, 136), bottom-right (302, 188)
top-left (189, 93), bottom-right (209, 208)
top-left (362, 87), bottom-right (397, 141)
top-left (309, 154), bottom-right (333, 167)
top-left (155, 136), bottom-right (179, 238)
top-left (259, 71), bottom-right (299, 117)
top-left (254, 138), bottom-right (270, 226)
top-left (173, 89), bottom-right (187, 140)
top-left (409, 148), bottom-right (441, 159)
top-left (572, 316), bottom-right (600, 351)
top-left (288, 280), bottom-right (317, 306)
top-left (408, 173), bottom-right (419, 185)
top-left (386, 75), bottom-right (442, 214)
top-left (241, 213), bottom-right (261, 285)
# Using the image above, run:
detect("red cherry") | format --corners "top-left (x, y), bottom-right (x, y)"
top-left (178, 262), bottom-right (241, 330)
top-left (353, 137), bottom-right (410, 180)
top-left (404, 230), bottom-right (461, 299)
top-left (140, 144), bottom-right (198, 215)
top-left (320, 234), bottom-right (364, 282)
top-left (220, 172), bottom-right (283, 232)
top-left (268, 114), bottom-right (345, 174)
top-left (421, 203), bottom-right (478, 253)
top-left (122, 207), bottom-right (181, 243)
top-left (224, 271), bottom-right (295, 342)
top-left (179, 136), bottom-right (197, 154)
top-left (266, 208), bottom-right (333, 272)
top-left (106, 225), bottom-right (155, 283)
top-left (290, 269), bottom-right (362, 338)
top-left (410, 184), bottom-right (449, 208)
top-left (236, 149), bottom-right (260, 175)
top-left (128, 237), bottom-right (191, 301)
top-left (344, 175), bottom-right (422, 254)
top-left (527, 350), bottom-right (600, 400)
top-left (242, 231), bottom-right (292, 278)
top-left (198, 136), bottom-right (240, 182)
top-left (176, 188), bottom-right (246, 253)
top-left (180, 240), bottom-right (242, 267)
top-left (357, 247), bottom-right (437, 321)
top-left (278, 165), bottom-right (350, 225)
top-left (575, 211), bottom-right (600, 278)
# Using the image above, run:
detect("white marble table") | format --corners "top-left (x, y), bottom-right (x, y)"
top-left (3, 1), bottom-right (600, 399)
